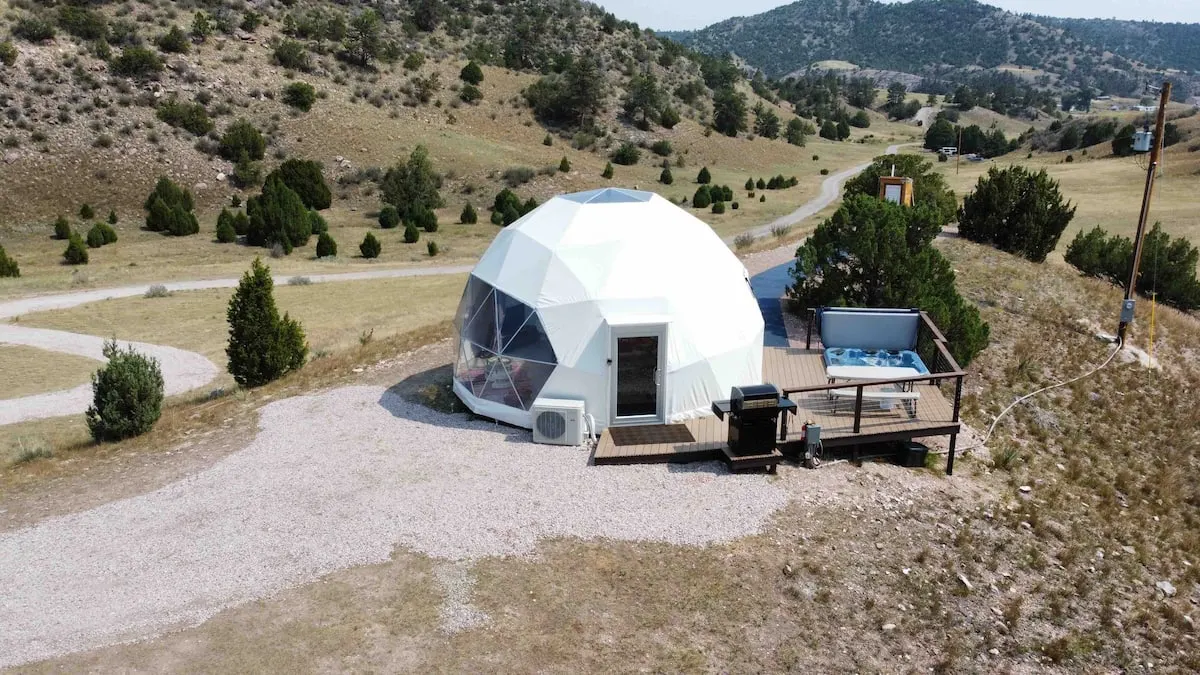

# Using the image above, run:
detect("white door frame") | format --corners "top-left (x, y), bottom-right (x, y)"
top-left (608, 323), bottom-right (668, 427)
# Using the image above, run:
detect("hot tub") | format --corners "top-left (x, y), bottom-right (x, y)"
top-left (824, 347), bottom-right (930, 374)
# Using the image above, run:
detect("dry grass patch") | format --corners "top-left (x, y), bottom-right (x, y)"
top-left (17, 274), bottom-right (469, 380)
top-left (0, 344), bottom-right (99, 399)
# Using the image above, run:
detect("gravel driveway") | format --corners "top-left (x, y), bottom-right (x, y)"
top-left (0, 387), bottom-right (790, 667)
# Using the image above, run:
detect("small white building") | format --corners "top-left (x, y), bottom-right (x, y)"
top-left (453, 188), bottom-right (765, 431)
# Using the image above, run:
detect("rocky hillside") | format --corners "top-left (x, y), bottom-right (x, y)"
top-left (0, 0), bottom-right (724, 222)
top-left (666, 0), bottom-right (1195, 98)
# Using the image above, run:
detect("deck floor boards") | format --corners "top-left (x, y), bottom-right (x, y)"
top-left (594, 346), bottom-right (958, 465)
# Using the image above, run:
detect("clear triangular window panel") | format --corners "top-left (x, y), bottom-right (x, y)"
top-left (462, 289), bottom-right (500, 352)
top-left (454, 276), bottom-right (491, 334)
top-left (477, 357), bottom-right (521, 408)
top-left (503, 358), bottom-right (556, 410)
top-left (495, 289), bottom-right (536, 352)
top-left (502, 312), bottom-right (556, 364)
top-left (458, 340), bottom-right (498, 397)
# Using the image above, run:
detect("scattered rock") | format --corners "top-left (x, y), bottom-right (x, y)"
top-left (194, 182), bottom-right (208, 191)
top-left (1156, 580), bottom-right (1177, 597)
top-left (1018, 485), bottom-right (1032, 493)
top-left (988, 648), bottom-right (1000, 656)
top-left (875, 542), bottom-right (884, 550)
top-left (882, 623), bottom-right (896, 632)
top-left (3, 150), bottom-right (19, 164)
top-left (216, 172), bottom-right (226, 182)
top-left (958, 574), bottom-right (973, 591)
top-left (1122, 545), bottom-right (1136, 555)
top-left (782, 563), bottom-right (794, 577)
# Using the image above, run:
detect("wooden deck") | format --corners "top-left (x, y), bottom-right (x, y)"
top-left (594, 346), bottom-right (959, 466)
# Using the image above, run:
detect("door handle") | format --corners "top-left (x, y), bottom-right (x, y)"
top-left (654, 368), bottom-right (661, 386)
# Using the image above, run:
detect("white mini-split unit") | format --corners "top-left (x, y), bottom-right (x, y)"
top-left (531, 398), bottom-right (586, 446)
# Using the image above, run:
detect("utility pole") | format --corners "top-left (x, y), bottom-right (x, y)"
top-left (1117, 81), bottom-right (1172, 343)
top-left (956, 127), bottom-right (962, 175)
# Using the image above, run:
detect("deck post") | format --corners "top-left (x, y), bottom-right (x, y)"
top-left (853, 385), bottom-right (864, 434)
top-left (952, 375), bottom-right (963, 422)
top-left (805, 309), bottom-right (815, 350)
top-left (946, 432), bottom-right (957, 475)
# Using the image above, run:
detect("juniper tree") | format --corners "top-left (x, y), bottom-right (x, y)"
top-left (86, 341), bottom-right (164, 442)
top-left (226, 259), bottom-right (308, 388)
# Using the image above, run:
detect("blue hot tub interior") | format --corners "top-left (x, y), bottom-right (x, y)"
top-left (824, 347), bottom-right (930, 374)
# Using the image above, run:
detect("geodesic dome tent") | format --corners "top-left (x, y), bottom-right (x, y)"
top-left (453, 187), bottom-right (764, 431)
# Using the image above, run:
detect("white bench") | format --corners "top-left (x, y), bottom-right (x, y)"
top-left (829, 386), bottom-right (920, 417)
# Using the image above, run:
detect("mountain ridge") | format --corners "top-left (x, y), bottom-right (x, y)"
top-left (663, 0), bottom-right (1199, 97)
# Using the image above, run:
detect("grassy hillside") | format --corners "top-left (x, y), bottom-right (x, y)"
top-left (0, 0), bottom-right (922, 297)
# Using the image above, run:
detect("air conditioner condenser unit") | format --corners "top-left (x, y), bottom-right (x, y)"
top-left (531, 398), bottom-right (586, 446)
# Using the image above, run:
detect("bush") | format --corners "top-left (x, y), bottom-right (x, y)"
top-left (144, 177), bottom-right (199, 236)
top-left (0, 245), bottom-right (20, 278)
top-left (659, 106), bottom-right (680, 130)
top-left (601, 162), bottom-right (614, 179)
top-left (63, 233), bottom-right (89, 264)
top-left (692, 185), bottom-right (712, 209)
top-left (86, 341), bottom-right (165, 442)
top-left (266, 159), bottom-right (331, 210)
top-left (711, 201), bottom-right (726, 214)
top-left (1065, 223), bottom-right (1200, 311)
top-left (219, 119), bottom-right (266, 161)
top-left (460, 203), bottom-right (478, 224)
top-left (144, 284), bottom-right (171, 299)
top-left (156, 99), bottom-right (213, 136)
top-left (110, 46), bottom-right (164, 79)
top-left (79, 203), bottom-right (95, 220)
top-left (157, 26), bottom-right (190, 54)
top-left (756, 178), bottom-right (766, 190)
top-left (245, 175), bottom-right (311, 252)
top-left (273, 39), bottom-right (310, 71)
top-left (14, 17), bottom-right (56, 42)
top-left (403, 222), bottom-right (421, 243)
top-left (696, 167), bottom-right (712, 184)
top-left (86, 224), bottom-right (107, 248)
top-left (849, 110), bottom-right (871, 128)
top-left (99, 223), bottom-right (118, 244)
top-left (502, 166), bottom-right (535, 187)
top-left (216, 209), bottom-right (237, 242)
top-left (660, 166), bottom-right (673, 185)
top-left (378, 204), bottom-right (401, 229)
top-left (733, 233), bottom-right (755, 250)
top-left (232, 211), bottom-right (250, 236)
top-left (820, 168), bottom-right (829, 175)
top-left (360, 232), bottom-right (382, 258)
top-left (460, 60), bottom-right (484, 85)
top-left (308, 210), bottom-right (328, 235)
top-left (226, 259), bottom-right (307, 388)
top-left (0, 41), bottom-right (17, 67)
top-left (316, 231), bottom-right (337, 257)
top-left (958, 165), bottom-right (1076, 263)
top-left (107, 210), bottom-right (118, 225)
top-left (611, 142), bottom-right (641, 166)
top-left (410, 205), bottom-right (436, 232)
top-left (427, 240), bottom-right (440, 257)
top-left (760, 195), bottom-right (766, 202)
top-left (459, 83), bottom-right (482, 103)
top-left (651, 140), bottom-right (673, 157)
top-left (53, 215), bottom-right (71, 240)
top-left (543, 134), bottom-right (553, 147)
top-left (731, 202), bottom-right (739, 210)
top-left (559, 156), bottom-right (571, 173)
top-left (282, 82), bottom-right (317, 112)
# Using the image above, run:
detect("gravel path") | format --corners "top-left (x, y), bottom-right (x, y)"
top-left (0, 387), bottom-right (790, 667)
top-left (0, 264), bottom-right (471, 425)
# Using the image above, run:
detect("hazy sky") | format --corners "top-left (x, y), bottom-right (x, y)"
top-left (593, 0), bottom-right (1200, 31)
